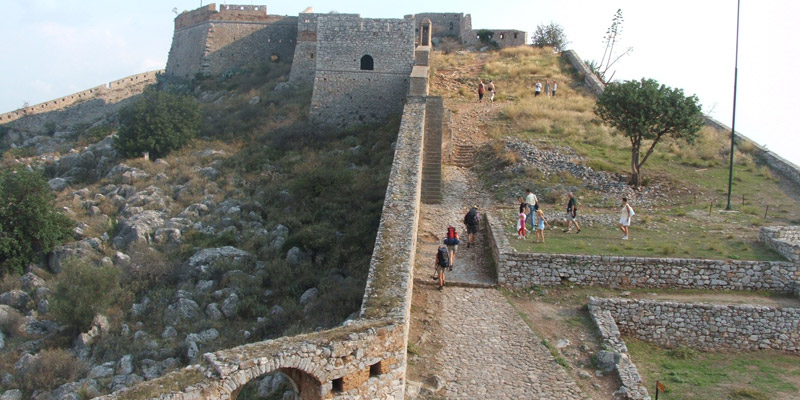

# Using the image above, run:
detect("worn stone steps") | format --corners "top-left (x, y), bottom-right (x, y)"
top-left (422, 97), bottom-right (443, 204)
top-left (452, 143), bottom-right (477, 167)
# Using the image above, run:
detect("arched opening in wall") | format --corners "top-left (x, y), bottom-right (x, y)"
top-left (270, 54), bottom-right (280, 63)
top-left (360, 55), bottom-right (374, 71)
top-left (234, 368), bottom-right (321, 400)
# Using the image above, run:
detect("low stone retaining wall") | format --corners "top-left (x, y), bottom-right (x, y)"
top-left (588, 302), bottom-right (650, 400)
top-left (593, 297), bottom-right (800, 352)
top-left (486, 213), bottom-right (800, 293)
top-left (561, 50), bottom-right (604, 96)
top-left (760, 226), bottom-right (800, 266)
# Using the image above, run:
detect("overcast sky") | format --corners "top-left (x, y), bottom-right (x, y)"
top-left (2, 0), bottom-right (798, 165)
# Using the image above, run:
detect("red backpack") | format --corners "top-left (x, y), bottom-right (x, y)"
top-left (446, 226), bottom-right (458, 240)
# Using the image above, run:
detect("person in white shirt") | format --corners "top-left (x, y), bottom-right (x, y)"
top-left (525, 189), bottom-right (538, 230)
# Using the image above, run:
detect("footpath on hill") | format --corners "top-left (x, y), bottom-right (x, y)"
top-left (405, 95), bottom-right (588, 399)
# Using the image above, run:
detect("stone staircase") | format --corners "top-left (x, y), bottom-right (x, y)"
top-left (422, 97), bottom-right (443, 204)
top-left (452, 143), bottom-right (477, 167)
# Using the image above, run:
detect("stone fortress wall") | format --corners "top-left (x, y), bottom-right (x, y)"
top-left (165, 3), bottom-right (298, 78)
top-left (0, 71), bottom-right (161, 125)
top-left (308, 15), bottom-right (416, 127)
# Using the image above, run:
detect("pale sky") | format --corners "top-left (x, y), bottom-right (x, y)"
top-left (2, 0), bottom-right (798, 165)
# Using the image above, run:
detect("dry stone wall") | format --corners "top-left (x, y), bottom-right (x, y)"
top-left (760, 226), bottom-right (800, 278)
top-left (592, 297), bottom-right (800, 352)
top-left (413, 13), bottom-right (472, 44)
top-left (486, 213), bottom-right (800, 293)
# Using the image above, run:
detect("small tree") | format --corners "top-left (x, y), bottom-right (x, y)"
top-left (51, 259), bottom-right (122, 334)
top-left (0, 167), bottom-right (73, 275)
top-left (595, 78), bottom-right (704, 186)
top-left (532, 22), bottom-right (569, 52)
top-left (113, 88), bottom-right (201, 159)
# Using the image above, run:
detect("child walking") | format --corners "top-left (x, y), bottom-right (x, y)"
top-left (534, 208), bottom-right (551, 243)
top-left (517, 211), bottom-right (527, 239)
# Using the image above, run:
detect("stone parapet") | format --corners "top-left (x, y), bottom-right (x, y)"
top-left (486, 213), bottom-right (799, 293)
top-left (561, 50), bottom-right (605, 96)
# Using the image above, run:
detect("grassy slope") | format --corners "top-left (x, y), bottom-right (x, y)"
top-left (438, 46), bottom-right (799, 261)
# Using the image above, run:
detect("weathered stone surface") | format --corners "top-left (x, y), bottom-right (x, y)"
top-left (165, 298), bottom-right (202, 321)
top-left (185, 246), bottom-right (252, 277)
top-left (113, 210), bottom-right (165, 250)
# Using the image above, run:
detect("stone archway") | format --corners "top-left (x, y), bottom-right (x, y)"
top-left (233, 368), bottom-right (322, 400)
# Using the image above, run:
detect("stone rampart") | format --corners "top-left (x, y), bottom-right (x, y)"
top-left (705, 116), bottom-right (800, 189)
top-left (309, 15), bottom-right (415, 127)
top-left (561, 50), bottom-right (605, 96)
top-left (486, 213), bottom-right (800, 293)
top-left (0, 70), bottom-right (161, 125)
top-left (166, 3), bottom-right (297, 78)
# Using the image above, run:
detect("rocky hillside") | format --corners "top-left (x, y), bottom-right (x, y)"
top-left (0, 62), bottom-right (398, 399)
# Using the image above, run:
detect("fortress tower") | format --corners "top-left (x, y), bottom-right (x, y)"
top-left (165, 4), bottom-right (298, 78)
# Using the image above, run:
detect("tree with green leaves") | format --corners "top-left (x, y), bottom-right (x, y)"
top-left (114, 88), bottom-right (201, 159)
top-left (51, 259), bottom-right (123, 333)
top-left (595, 78), bottom-right (704, 187)
top-left (532, 22), bottom-right (569, 53)
top-left (0, 167), bottom-right (73, 275)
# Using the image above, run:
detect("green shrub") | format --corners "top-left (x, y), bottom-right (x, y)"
top-left (114, 88), bottom-right (201, 159)
top-left (0, 167), bottom-right (73, 275)
top-left (51, 259), bottom-right (124, 333)
top-left (16, 348), bottom-right (86, 392)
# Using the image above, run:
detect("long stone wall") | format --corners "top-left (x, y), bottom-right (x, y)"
top-left (486, 213), bottom-right (800, 293)
top-left (0, 71), bottom-right (161, 124)
top-left (594, 297), bottom-right (800, 352)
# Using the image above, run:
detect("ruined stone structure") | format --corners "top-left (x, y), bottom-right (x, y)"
top-left (165, 4), bottom-right (298, 78)
top-left (413, 13), bottom-right (472, 45)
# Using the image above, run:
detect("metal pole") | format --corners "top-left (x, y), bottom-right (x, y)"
top-left (726, 0), bottom-right (741, 210)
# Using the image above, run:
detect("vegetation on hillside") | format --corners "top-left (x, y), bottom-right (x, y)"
top-left (432, 46), bottom-right (798, 260)
top-left (114, 88), bottom-right (201, 159)
top-left (0, 167), bottom-right (73, 275)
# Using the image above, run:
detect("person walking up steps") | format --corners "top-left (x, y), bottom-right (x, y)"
top-left (464, 206), bottom-right (480, 248)
top-left (443, 225), bottom-right (460, 269)
top-left (487, 80), bottom-right (496, 102)
top-left (618, 197), bottom-right (635, 240)
top-left (433, 245), bottom-right (450, 290)
top-left (534, 208), bottom-right (551, 243)
top-left (478, 79), bottom-right (485, 102)
top-left (563, 192), bottom-right (581, 233)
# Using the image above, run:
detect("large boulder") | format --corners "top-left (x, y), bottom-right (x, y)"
top-left (185, 246), bottom-right (252, 277)
top-left (0, 290), bottom-right (31, 311)
top-left (113, 210), bottom-right (165, 250)
top-left (165, 298), bottom-right (201, 321)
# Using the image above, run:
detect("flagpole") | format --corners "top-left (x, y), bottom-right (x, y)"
top-left (726, 0), bottom-right (741, 210)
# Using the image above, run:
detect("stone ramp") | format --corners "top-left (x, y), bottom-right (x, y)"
top-left (436, 287), bottom-right (587, 399)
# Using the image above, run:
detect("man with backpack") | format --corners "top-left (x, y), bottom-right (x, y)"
top-left (464, 206), bottom-right (480, 248)
top-left (434, 245), bottom-right (450, 290)
top-left (443, 225), bottom-right (460, 269)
